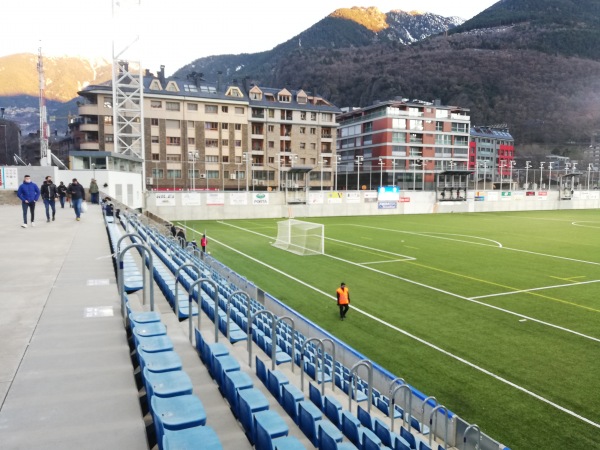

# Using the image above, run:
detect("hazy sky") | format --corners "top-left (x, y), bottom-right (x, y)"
top-left (5, 0), bottom-right (497, 75)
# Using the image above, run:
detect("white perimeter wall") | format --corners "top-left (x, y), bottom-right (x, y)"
top-left (145, 189), bottom-right (600, 222)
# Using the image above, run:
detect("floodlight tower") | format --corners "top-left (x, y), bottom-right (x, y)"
top-left (37, 47), bottom-right (51, 166)
top-left (112, 0), bottom-right (145, 191)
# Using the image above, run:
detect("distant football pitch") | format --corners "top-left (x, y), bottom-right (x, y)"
top-left (177, 210), bottom-right (600, 449)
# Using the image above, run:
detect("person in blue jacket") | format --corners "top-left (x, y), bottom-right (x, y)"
top-left (17, 174), bottom-right (40, 228)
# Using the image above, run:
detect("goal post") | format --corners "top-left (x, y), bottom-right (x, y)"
top-left (273, 219), bottom-right (324, 256)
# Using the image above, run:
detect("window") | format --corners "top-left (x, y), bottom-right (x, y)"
top-left (300, 127), bottom-right (306, 134)
top-left (278, 94), bottom-right (291, 102)
top-left (205, 139), bottom-right (219, 147)
top-left (167, 137), bottom-right (181, 145)
top-left (187, 103), bottom-right (198, 111)
top-left (152, 168), bottom-right (163, 178)
top-left (234, 107), bottom-right (245, 114)
top-left (205, 105), bottom-right (218, 114)
top-left (167, 170), bottom-right (181, 179)
top-left (300, 112), bottom-right (306, 120)
top-left (151, 153), bottom-right (160, 161)
top-left (105, 134), bottom-right (114, 143)
top-left (188, 169), bottom-right (199, 179)
top-left (207, 170), bottom-right (219, 179)
top-left (151, 118), bottom-right (159, 126)
top-left (310, 112), bottom-right (317, 121)
top-left (221, 106), bottom-right (228, 113)
top-left (436, 121), bottom-right (443, 131)
top-left (452, 123), bottom-right (468, 133)
top-left (226, 87), bottom-right (243, 97)
top-left (151, 100), bottom-right (162, 109)
top-left (104, 116), bottom-right (113, 124)
top-left (166, 154), bottom-right (181, 161)
top-left (222, 156), bottom-right (229, 163)
top-left (205, 122), bottom-right (218, 130)
top-left (310, 128), bottom-right (316, 135)
top-left (322, 113), bottom-right (333, 122)
top-left (151, 136), bottom-right (159, 144)
top-left (103, 97), bottom-right (112, 108)
top-left (300, 143), bottom-right (305, 149)
top-left (297, 95), bottom-right (307, 104)
top-left (268, 141), bottom-right (274, 148)
top-left (311, 143), bottom-right (316, 150)
top-left (235, 140), bottom-right (242, 147)
top-left (235, 124), bottom-right (242, 131)
top-left (392, 132), bottom-right (405, 143)
top-left (268, 125), bottom-right (274, 132)
top-left (222, 139), bottom-right (229, 147)
top-left (188, 137), bottom-right (195, 146)
top-left (268, 109), bottom-right (275, 118)
top-left (166, 120), bottom-right (180, 129)
top-left (206, 155), bottom-right (219, 163)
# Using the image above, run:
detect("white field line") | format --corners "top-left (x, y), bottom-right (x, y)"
top-left (361, 259), bottom-right (411, 265)
top-left (471, 279), bottom-right (600, 300)
top-left (351, 224), bottom-right (600, 267)
top-left (572, 221), bottom-right (600, 229)
top-left (182, 222), bottom-right (600, 430)
top-left (217, 221), bottom-right (600, 344)
top-left (326, 237), bottom-right (416, 261)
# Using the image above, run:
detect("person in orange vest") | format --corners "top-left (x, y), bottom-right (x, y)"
top-left (336, 282), bottom-right (350, 320)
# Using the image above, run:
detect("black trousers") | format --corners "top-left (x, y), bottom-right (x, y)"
top-left (339, 304), bottom-right (349, 318)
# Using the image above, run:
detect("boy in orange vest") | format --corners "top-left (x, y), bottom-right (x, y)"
top-left (336, 282), bottom-right (350, 320)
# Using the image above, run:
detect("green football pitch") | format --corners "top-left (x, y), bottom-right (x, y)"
top-left (176, 210), bottom-right (600, 449)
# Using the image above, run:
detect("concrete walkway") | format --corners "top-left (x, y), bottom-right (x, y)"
top-left (0, 203), bottom-right (147, 450)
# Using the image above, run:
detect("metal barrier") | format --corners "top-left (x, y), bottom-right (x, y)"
top-left (349, 359), bottom-right (373, 414)
top-left (463, 423), bottom-right (481, 450)
top-left (117, 241), bottom-right (154, 324)
top-left (187, 277), bottom-right (218, 345)
top-left (429, 404), bottom-right (451, 449)
top-left (390, 382), bottom-right (412, 433)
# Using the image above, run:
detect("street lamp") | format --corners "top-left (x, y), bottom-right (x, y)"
top-left (243, 152), bottom-right (250, 191)
top-left (565, 162), bottom-right (570, 175)
top-left (391, 158), bottom-right (396, 187)
top-left (378, 158), bottom-right (384, 187)
top-left (319, 156), bottom-right (325, 191)
top-left (355, 156), bottom-right (363, 192)
top-left (548, 162), bottom-right (553, 190)
top-left (335, 155), bottom-right (341, 191)
top-left (539, 162), bottom-right (545, 190)
top-left (509, 161), bottom-right (516, 191)
top-left (587, 163), bottom-right (592, 191)
top-left (525, 161), bottom-right (531, 189)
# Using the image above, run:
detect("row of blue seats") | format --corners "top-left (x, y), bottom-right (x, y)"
top-left (105, 217), bottom-right (143, 293)
top-left (127, 218), bottom-right (447, 449)
top-left (124, 294), bottom-right (223, 450)
top-left (194, 329), bottom-right (305, 450)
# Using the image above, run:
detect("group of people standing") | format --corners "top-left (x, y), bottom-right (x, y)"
top-left (17, 175), bottom-right (98, 228)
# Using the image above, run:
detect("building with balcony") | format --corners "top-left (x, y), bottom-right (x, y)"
top-left (469, 126), bottom-right (515, 187)
top-left (76, 69), bottom-right (340, 191)
top-left (336, 99), bottom-right (471, 190)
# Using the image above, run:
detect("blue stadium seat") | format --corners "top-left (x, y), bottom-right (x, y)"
top-left (362, 428), bottom-right (383, 450)
top-left (374, 417), bottom-right (393, 447)
top-left (273, 435), bottom-right (307, 450)
top-left (254, 409), bottom-right (289, 450)
top-left (151, 393), bottom-right (206, 447)
top-left (281, 383), bottom-right (304, 424)
top-left (357, 405), bottom-right (374, 431)
top-left (298, 400), bottom-right (323, 447)
top-left (238, 388), bottom-right (270, 444)
top-left (143, 368), bottom-right (193, 402)
top-left (268, 370), bottom-right (290, 402)
top-left (223, 370), bottom-right (253, 416)
top-left (213, 354), bottom-right (241, 391)
top-left (162, 424), bottom-right (222, 450)
top-left (341, 410), bottom-right (363, 447)
top-left (309, 383), bottom-right (323, 410)
top-left (318, 420), bottom-right (344, 450)
top-left (256, 356), bottom-right (269, 385)
top-left (138, 349), bottom-right (182, 373)
top-left (400, 427), bottom-right (417, 450)
top-left (323, 395), bottom-right (343, 429)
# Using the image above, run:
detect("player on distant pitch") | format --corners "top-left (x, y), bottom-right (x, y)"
top-left (336, 282), bottom-right (350, 320)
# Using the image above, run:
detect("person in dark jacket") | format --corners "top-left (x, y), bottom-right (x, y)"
top-left (68, 178), bottom-right (86, 221)
top-left (40, 175), bottom-right (58, 223)
top-left (89, 179), bottom-right (99, 204)
top-left (17, 174), bottom-right (40, 228)
top-left (57, 181), bottom-right (68, 208)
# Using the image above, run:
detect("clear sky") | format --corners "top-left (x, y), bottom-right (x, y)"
top-left (5, 1), bottom-right (497, 75)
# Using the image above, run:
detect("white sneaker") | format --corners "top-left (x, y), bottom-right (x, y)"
top-left (21, 224), bottom-right (27, 228)
top-left (31, 222), bottom-right (36, 227)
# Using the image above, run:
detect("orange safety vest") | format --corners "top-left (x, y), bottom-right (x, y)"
top-left (336, 287), bottom-right (349, 305)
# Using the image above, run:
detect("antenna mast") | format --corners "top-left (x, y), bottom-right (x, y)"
top-left (37, 47), bottom-right (51, 166)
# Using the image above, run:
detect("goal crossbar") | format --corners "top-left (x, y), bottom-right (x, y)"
top-left (273, 219), bottom-right (324, 256)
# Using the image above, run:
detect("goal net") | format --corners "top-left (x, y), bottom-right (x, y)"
top-left (273, 219), bottom-right (324, 256)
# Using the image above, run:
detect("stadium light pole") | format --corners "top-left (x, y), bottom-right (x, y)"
top-left (188, 150), bottom-right (198, 191)
top-left (587, 163), bottom-right (592, 191)
top-left (335, 155), bottom-right (341, 191)
top-left (510, 161), bottom-right (516, 191)
top-left (378, 158), bottom-right (384, 187)
top-left (525, 160), bottom-right (531, 189)
top-left (548, 162), bottom-right (553, 190)
top-left (355, 155), bottom-right (363, 192)
top-left (539, 162), bottom-right (545, 190)
top-left (243, 152), bottom-right (249, 191)
top-left (391, 158), bottom-right (396, 187)
top-left (319, 155), bottom-right (325, 191)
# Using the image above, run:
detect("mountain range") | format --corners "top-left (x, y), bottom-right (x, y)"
top-left (2, 0), bottom-right (600, 155)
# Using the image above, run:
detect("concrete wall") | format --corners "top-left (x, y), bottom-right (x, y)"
top-left (145, 189), bottom-right (600, 221)
top-left (0, 165), bottom-right (144, 209)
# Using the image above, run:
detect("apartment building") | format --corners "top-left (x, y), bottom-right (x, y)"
top-left (336, 99), bottom-right (471, 190)
top-left (75, 70), bottom-right (340, 191)
top-left (469, 126), bottom-right (515, 185)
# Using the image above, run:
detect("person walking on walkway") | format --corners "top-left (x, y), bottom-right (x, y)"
top-left (69, 178), bottom-right (86, 221)
top-left (57, 181), bottom-right (68, 208)
top-left (336, 282), bottom-right (350, 320)
top-left (201, 234), bottom-right (207, 253)
top-left (41, 175), bottom-right (58, 222)
top-left (17, 174), bottom-right (40, 228)
top-left (89, 178), bottom-right (99, 204)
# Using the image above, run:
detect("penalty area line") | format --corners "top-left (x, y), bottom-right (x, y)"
top-left (178, 223), bottom-right (600, 431)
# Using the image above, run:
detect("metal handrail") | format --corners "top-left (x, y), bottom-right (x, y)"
top-left (224, 290), bottom-right (250, 343)
top-left (117, 242), bottom-right (154, 324)
top-left (187, 277), bottom-right (218, 345)
top-left (429, 404), bottom-right (450, 449)
top-left (174, 262), bottom-right (202, 319)
top-left (390, 383), bottom-right (412, 432)
top-left (247, 309), bottom-right (274, 367)
top-left (274, 316), bottom-right (295, 372)
top-left (320, 337), bottom-right (336, 392)
top-left (463, 424), bottom-right (481, 450)
top-left (349, 359), bottom-right (373, 414)
top-left (300, 338), bottom-right (325, 393)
